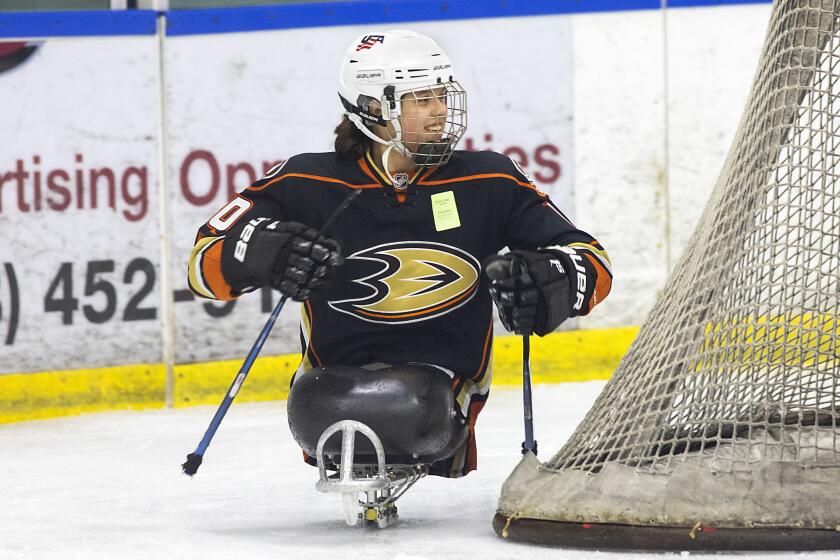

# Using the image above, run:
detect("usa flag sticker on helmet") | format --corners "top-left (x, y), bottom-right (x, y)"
top-left (356, 35), bottom-right (385, 51)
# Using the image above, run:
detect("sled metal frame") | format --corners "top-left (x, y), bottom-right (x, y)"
top-left (315, 420), bottom-right (428, 528)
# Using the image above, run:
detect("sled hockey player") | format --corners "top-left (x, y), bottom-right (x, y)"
top-left (188, 30), bottom-right (612, 526)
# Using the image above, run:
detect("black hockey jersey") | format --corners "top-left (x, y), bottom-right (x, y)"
top-left (189, 149), bottom-right (612, 384)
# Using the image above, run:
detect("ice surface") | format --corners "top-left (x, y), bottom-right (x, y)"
top-left (0, 381), bottom-right (835, 560)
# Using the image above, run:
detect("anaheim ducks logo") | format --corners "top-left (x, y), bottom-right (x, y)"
top-left (329, 241), bottom-right (480, 324)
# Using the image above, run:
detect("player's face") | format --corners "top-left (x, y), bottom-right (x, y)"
top-left (399, 86), bottom-right (448, 152)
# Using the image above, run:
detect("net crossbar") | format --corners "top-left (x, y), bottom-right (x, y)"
top-left (496, 0), bottom-right (840, 550)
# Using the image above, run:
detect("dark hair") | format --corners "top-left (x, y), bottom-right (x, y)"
top-left (334, 114), bottom-right (371, 158)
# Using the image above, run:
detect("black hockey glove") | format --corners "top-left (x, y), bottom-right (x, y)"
top-left (484, 250), bottom-right (572, 336)
top-left (222, 218), bottom-right (343, 301)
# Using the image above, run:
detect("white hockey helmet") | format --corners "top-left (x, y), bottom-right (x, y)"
top-left (338, 30), bottom-right (467, 167)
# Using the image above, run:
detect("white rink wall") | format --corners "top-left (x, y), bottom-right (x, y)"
top-left (0, 2), bottom-right (772, 373)
top-left (0, 33), bottom-right (165, 372)
top-left (574, 4), bottom-right (772, 328)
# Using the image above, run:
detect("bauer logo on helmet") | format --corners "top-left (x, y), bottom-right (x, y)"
top-left (356, 71), bottom-right (384, 81)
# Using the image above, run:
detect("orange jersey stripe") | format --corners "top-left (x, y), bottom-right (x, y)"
top-left (302, 450), bottom-right (316, 466)
top-left (248, 172), bottom-right (380, 192)
top-left (583, 252), bottom-right (613, 314)
top-left (471, 319), bottom-right (494, 381)
top-left (418, 173), bottom-right (545, 195)
top-left (418, 166), bottom-right (436, 182)
top-left (357, 156), bottom-right (379, 183)
top-left (464, 398), bottom-right (488, 473)
top-left (304, 300), bottom-right (324, 367)
top-left (201, 239), bottom-right (234, 301)
top-left (364, 151), bottom-right (391, 184)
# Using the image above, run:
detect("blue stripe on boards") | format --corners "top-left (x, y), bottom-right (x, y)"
top-left (165, 0), bottom-right (664, 36)
top-left (0, 0), bottom-right (774, 39)
top-left (0, 10), bottom-right (157, 39)
top-left (667, 0), bottom-right (770, 7)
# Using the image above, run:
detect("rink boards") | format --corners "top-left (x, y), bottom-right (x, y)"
top-left (0, 0), bottom-right (769, 422)
top-left (0, 327), bottom-right (639, 423)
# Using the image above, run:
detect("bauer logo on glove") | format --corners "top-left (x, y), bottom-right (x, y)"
top-left (221, 218), bottom-right (343, 301)
top-left (484, 249), bottom-right (584, 336)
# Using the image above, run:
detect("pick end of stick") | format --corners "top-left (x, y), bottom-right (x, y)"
top-left (182, 452), bottom-right (203, 476)
top-left (521, 440), bottom-right (538, 457)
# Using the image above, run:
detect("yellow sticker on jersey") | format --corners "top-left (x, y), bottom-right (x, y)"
top-left (431, 191), bottom-right (461, 231)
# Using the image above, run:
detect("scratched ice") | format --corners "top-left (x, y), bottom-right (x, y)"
top-left (0, 381), bottom-right (835, 560)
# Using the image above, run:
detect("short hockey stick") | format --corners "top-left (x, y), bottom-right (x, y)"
top-left (182, 188), bottom-right (361, 476)
top-left (514, 257), bottom-right (537, 456)
top-left (521, 333), bottom-right (537, 456)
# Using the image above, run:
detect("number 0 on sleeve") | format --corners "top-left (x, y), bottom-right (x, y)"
top-left (208, 197), bottom-right (252, 231)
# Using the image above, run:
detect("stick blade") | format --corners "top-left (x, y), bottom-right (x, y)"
top-left (182, 452), bottom-right (203, 476)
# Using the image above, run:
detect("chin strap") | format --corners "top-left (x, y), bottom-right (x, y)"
top-left (380, 144), bottom-right (399, 186)
top-left (346, 112), bottom-right (406, 186)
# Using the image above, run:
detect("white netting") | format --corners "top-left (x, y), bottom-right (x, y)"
top-left (498, 0), bottom-right (840, 530)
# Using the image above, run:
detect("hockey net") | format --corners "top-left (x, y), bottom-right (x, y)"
top-left (495, 0), bottom-right (840, 550)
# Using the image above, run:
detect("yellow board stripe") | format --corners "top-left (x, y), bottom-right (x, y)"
top-left (0, 327), bottom-right (639, 424)
top-left (0, 364), bottom-right (166, 424)
top-left (698, 312), bottom-right (840, 369)
top-left (173, 354), bottom-right (299, 407)
top-left (491, 326), bottom-right (638, 385)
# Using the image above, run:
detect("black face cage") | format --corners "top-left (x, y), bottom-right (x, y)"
top-left (392, 81), bottom-right (467, 167)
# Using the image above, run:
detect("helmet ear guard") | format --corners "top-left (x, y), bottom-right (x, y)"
top-left (340, 95), bottom-right (393, 150)
top-left (340, 93), bottom-right (388, 128)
